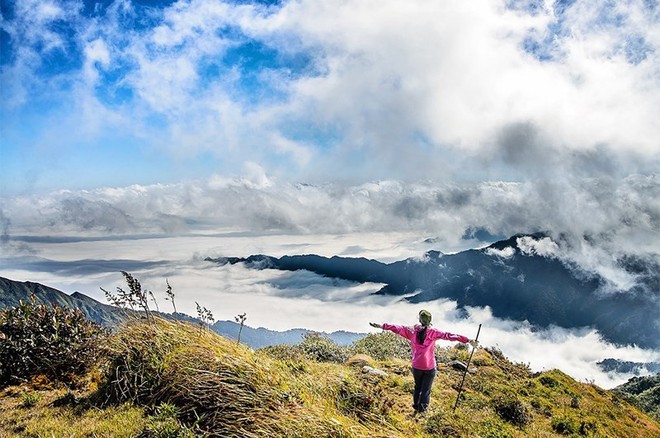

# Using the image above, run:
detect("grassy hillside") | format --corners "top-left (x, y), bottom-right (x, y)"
top-left (1, 317), bottom-right (659, 437)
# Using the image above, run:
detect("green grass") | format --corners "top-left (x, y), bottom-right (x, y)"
top-left (0, 386), bottom-right (146, 437)
top-left (1, 318), bottom-right (659, 437)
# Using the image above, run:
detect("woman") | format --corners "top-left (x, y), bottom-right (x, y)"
top-left (370, 310), bottom-right (477, 415)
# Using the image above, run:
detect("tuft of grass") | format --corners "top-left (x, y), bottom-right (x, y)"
top-left (20, 391), bottom-right (42, 408)
top-left (144, 402), bottom-right (195, 437)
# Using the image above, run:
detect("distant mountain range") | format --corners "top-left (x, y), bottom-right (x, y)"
top-left (598, 359), bottom-right (660, 375)
top-left (0, 276), bottom-right (125, 326)
top-left (212, 320), bottom-right (363, 348)
top-left (206, 233), bottom-right (660, 349)
top-left (0, 276), bottom-right (364, 349)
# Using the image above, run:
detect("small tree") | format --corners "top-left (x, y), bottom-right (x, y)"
top-left (235, 313), bottom-right (247, 344)
top-left (101, 271), bottom-right (153, 322)
top-left (164, 279), bottom-right (177, 314)
top-left (148, 291), bottom-right (160, 313)
top-left (196, 302), bottom-right (214, 330)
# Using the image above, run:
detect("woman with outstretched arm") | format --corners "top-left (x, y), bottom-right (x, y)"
top-left (370, 310), bottom-right (477, 415)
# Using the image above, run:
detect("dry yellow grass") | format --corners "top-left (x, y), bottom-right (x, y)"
top-left (1, 317), bottom-right (659, 437)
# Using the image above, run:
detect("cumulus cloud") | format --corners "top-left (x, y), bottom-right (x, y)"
top-left (2, 0), bottom-right (658, 388)
top-left (485, 246), bottom-right (516, 259)
top-left (2, 0), bottom-right (659, 187)
top-left (2, 174), bottom-right (658, 293)
top-left (517, 235), bottom-right (559, 257)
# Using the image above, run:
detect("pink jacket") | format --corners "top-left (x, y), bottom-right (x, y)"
top-left (382, 323), bottom-right (469, 370)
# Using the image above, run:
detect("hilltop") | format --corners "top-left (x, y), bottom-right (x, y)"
top-left (1, 314), bottom-right (658, 437)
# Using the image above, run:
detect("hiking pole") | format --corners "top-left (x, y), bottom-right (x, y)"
top-left (453, 323), bottom-right (482, 411)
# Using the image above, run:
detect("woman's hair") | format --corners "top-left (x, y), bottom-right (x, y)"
top-left (416, 326), bottom-right (428, 344)
top-left (417, 310), bottom-right (432, 344)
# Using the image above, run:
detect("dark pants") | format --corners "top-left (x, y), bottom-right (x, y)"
top-left (412, 367), bottom-right (436, 413)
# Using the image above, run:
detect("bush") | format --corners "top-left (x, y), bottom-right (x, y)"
top-left (551, 415), bottom-right (578, 435)
top-left (493, 394), bottom-right (531, 427)
top-left (423, 411), bottom-right (461, 437)
top-left (259, 344), bottom-right (306, 362)
top-left (258, 344), bottom-right (309, 374)
top-left (538, 375), bottom-right (560, 388)
top-left (352, 331), bottom-right (411, 361)
top-left (298, 332), bottom-right (350, 363)
top-left (0, 296), bottom-right (105, 386)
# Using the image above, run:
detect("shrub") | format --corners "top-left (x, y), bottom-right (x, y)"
top-left (258, 344), bottom-right (309, 374)
top-left (0, 296), bottom-right (105, 386)
top-left (493, 394), bottom-right (531, 427)
top-left (352, 331), bottom-right (411, 361)
top-left (538, 375), bottom-right (560, 388)
top-left (298, 332), bottom-right (350, 363)
top-left (551, 415), bottom-right (578, 435)
top-left (259, 344), bottom-right (306, 362)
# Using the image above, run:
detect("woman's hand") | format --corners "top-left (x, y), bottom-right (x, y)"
top-left (369, 322), bottom-right (382, 329)
top-left (468, 339), bottom-right (479, 349)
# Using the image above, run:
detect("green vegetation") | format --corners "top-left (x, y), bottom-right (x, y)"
top-left (614, 374), bottom-right (660, 422)
top-left (352, 330), bottom-right (411, 360)
top-left (0, 295), bottom-right (105, 386)
top-left (0, 300), bottom-right (658, 437)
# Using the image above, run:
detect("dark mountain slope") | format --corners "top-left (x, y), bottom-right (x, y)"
top-left (0, 276), bottom-right (124, 326)
top-left (208, 234), bottom-right (660, 348)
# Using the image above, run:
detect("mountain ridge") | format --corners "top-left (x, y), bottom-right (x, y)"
top-left (206, 233), bottom-right (660, 349)
top-left (0, 276), bottom-right (364, 349)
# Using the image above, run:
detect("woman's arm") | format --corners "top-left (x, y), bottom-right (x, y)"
top-left (429, 328), bottom-right (470, 344)
top-left (380, 323), bottom-right (414, 341)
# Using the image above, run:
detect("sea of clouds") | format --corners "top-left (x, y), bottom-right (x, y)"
top-left (1, 175), bottom-right (658, 388)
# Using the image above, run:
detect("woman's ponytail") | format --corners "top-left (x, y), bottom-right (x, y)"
top-left (416, 326), bottom-right (428, 344)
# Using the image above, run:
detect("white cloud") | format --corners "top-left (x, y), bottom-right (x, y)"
top-left (485, 246), bottom-right (516, 259)
top-left (3, 0), bottom-right (659, 183)
top-left (2, 174), bottom-right (657, 298)
top-left (517, 236), bottom-right (559, 257)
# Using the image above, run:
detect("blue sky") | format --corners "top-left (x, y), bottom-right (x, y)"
top-left (1, 0), bottom-right (659, 195)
